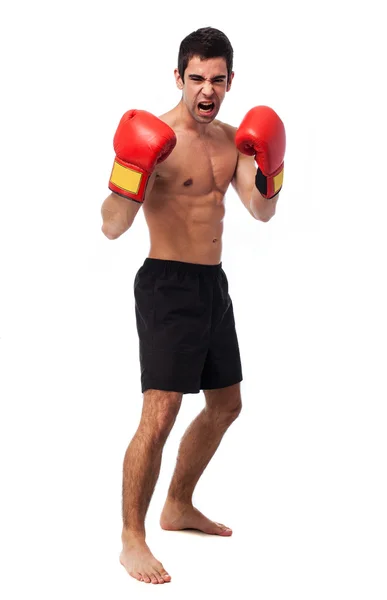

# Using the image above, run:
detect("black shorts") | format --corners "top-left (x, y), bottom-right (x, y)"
top-left (134, 258), bottom-right (243, 394)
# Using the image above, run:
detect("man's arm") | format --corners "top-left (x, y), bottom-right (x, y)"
top-left (232, 105), bottom-right (285, 222)
top-left (101, 192), bottom-right (141, 240)
top-left (231, 150), bottom-right (279, 222)
top-left (101, 109), bottom-right (176, 239)
top-left (101, 173), bottom-right (156, 239)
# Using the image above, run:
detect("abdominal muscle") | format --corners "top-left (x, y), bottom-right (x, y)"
top-left (141, 118), bottom-right (237, 265)
top-left (143, 189), bottom-right (226, 265)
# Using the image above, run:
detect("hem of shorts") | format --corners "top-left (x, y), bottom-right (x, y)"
top-left (142, 384), bottom-right (201, 394)
top-left (200, 375), bottom-right (243, 391)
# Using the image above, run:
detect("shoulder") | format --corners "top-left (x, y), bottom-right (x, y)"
top-left (157, 109), bottom-right (178, 131)
top-left (214, 119), bottom-right (237, 142)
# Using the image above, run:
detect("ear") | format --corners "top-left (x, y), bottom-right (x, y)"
top-left (174, 68), bottom-right (184, 90)
top-left (226, 71), bottom-right (235, 92)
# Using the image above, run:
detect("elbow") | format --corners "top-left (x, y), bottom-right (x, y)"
top-left (251, 188), bottom-right (280, 223)
top-left (259, 200), bottom-right (278, 222)
top-left (101, 223), bottom-right (127, 240)
top-left (102, 227), bottom-right (118, 240)
top-left (257, 209), bottom-right (276, 223)
top-left (101, 213), bottom-right (133, 240)
top-left (258, 213), bottom-right (274, 223)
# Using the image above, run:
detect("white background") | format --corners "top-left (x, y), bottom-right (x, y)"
top-left (1, 0), bottom-right (386, 598)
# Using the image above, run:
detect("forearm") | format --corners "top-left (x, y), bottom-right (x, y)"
top-left (250, 186), bottom-right (279, 222)
top-left (101, 192), bottom-right (141, 239)
top-left (235, 105), bottom-right (285, 223)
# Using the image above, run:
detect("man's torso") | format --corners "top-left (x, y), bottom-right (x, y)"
top-left (143, 113), bottom-right (238, 265)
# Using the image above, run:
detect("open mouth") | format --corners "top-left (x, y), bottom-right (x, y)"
top-left (198, 101), bottom-right (215, 114)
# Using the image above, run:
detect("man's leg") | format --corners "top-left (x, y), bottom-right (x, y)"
top-left (160, 383), bottom-right (242, 535)
top-left (120, 389), bottom-right (182, 584)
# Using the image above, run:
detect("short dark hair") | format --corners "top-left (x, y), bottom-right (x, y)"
top-left (177, 27), bottom-right (233, 83)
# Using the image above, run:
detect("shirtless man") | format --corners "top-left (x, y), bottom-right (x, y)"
top-left (101, 27), bottom-right (285, 584)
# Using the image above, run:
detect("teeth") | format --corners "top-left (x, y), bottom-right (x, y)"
top-left (199, 102), bottom-right (214, 111)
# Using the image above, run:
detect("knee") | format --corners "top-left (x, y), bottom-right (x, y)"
top-left (140, 390), bottom-right (182, 442)
top-left (222, 398), bottom-right (242, 424)
top-left (206, 392), bottom-right (242, 425)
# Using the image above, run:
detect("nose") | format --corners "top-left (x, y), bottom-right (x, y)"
top-left (202, 80), bottom-right (214, 96)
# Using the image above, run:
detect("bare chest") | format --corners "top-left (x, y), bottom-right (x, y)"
top-left (155, 131), bottom-right (238, 196)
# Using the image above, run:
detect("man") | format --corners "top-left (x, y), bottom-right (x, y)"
top-left (101, 27), bottom-right (285, 584)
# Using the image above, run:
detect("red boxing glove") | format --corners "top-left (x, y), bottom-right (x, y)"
top-left (108, 110), bottom-right (177, 203)
top-left (235, 106), bottom-right (286, 199)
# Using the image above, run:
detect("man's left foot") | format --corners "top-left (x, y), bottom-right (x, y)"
top-left (160, 500), bottom-right (232, 536)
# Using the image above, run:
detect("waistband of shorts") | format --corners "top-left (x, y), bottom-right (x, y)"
top-left (143, 258), bottom-right (222, 275)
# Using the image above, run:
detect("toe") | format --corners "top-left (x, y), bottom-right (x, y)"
top-left (217, 522), bottom-right (232, 534)
top-left (155, 570), bottom-right (166, 584)
top-left (150, 573), bottom-right (159, 584)
top-left (142, 573), bottom-right (151, 583)
top-left (161, 570), bottom-right (171, 582)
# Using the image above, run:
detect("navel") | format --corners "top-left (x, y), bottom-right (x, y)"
top-left (213, 238), bottom-right (218, 243)
top-left (183, 178), bottom-right (193, 187)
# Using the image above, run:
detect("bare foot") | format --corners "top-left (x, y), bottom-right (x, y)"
top-left (160, 500), bottom-right (232, 536)
top-left (120, 534), bottom-right (171, 584)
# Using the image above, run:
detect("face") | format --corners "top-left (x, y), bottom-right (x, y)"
top-left (175, 56), bottom-right (234, 123)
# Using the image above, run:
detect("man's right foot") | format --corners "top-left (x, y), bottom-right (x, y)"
top-left (119, 535), bottom-right (171, 584)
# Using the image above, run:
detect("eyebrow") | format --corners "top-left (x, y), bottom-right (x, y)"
top-left (188, 74), bottom-right (227, 80)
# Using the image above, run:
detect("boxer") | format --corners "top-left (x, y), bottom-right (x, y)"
top-left (101, 26), bottom-right (286, 584)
